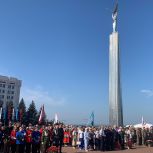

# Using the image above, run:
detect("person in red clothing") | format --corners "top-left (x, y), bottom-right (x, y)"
top-left (10, 126), bottom-right (17, 153)
top-left (39, 125), bottom-right (45, 136)
top-left (63, 128), bottom-right (71, 146)
top-left (25, 126), bottom-right (33, 153)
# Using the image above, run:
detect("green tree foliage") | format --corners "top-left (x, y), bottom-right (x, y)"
top-left (19, 98), bottom-right (27, 124)
top-left (27, 101), bottom-right (38, 125)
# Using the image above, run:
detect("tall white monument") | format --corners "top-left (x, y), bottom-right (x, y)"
top-left (109, 3), bottom-right (123, 126)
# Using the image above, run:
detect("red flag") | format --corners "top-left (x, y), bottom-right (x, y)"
top-left (39, 105), bottom-right (45, 124)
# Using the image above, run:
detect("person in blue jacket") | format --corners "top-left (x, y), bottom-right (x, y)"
top-left (16, 126), bottom-right (26, 153)
top-left (32, 126), bottom-right (41, 153)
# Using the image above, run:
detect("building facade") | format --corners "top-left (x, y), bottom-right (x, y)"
top-left (0, 75), bottom-right (21, 108)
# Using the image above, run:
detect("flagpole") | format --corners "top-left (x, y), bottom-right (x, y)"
top-left (4, 107), bottom-right (6, 126)
top-left (15, 107), bottom-right (19, 122)
top-left (0, 107), bottom-right (2, 121)
top-left (12, 107), bottom-right (14, 123)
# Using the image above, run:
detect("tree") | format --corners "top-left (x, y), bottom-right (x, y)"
top-left (27, 101), bottom-right (38, 125)
top-left (19, 98), bottom-right (27, 124)
top-left (7, 101), bottom-right (13, 122)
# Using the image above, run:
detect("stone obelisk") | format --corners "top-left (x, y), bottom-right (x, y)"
top-left (109, 3), bottom-right (123, 126)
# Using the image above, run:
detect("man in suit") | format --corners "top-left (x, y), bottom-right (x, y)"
top-left (58, 124), bottom-right (64, 153)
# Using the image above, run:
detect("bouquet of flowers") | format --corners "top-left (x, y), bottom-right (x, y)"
top-left (46, 146), bottom-right (59, 153)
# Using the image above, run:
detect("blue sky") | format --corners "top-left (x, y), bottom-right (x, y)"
top-left (0, 0), bottom-right (153, 125)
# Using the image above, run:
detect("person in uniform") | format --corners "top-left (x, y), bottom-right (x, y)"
top-left (41, 126), bottom-right (50, 153)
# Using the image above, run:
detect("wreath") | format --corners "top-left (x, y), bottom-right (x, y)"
top-left (46, 146), bottom-right (59, 153)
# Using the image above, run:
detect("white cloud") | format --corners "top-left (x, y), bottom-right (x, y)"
top-left (141, 89), bottom-right (153, 97)
top-left (20, 87), bottom-right (66, 109)
top-left (20, 86), bottom-right (68, 120)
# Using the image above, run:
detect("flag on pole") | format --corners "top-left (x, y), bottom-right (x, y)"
top-left (54, 113), bottom-right (58, 124)
top-left (16, 107), bottom-right (19, 121)
top-left (38, 105), bottom-right (45, 124)
top-left (3, 107), bottom-right (7, 121)
top-left (142, 116), bottom-right (144, 125)
top-left (12, 108), bottom-right (14, 121)
top-left (0, 107), bottom-right (2, 120)
top-left (88, 111), bottom-right (94, 126)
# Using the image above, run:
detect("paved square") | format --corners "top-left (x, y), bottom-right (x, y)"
top-left (63, 147), bottom-right (153, 153)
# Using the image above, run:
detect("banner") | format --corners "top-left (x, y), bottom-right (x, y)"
top-left (39, 105), bottom-right (45, 124)
top-left (0, 107), bottom-right (2, 120)
top-left (12, 108), bottom-right (14, 121)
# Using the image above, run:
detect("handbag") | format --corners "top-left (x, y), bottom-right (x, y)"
top-left (76, 141), bottom-right (81, 145)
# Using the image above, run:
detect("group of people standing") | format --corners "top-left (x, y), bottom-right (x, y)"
top-left (0, 122), bottom-right (153, 153)
top-left (0, 122), bottom-right (64, 153)
top-left (63, 125), bottom-right (153, 152)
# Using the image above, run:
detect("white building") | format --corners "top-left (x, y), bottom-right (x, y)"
top-left (0, 75), bottom-right (21, 108)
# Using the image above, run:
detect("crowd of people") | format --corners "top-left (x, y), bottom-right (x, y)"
top-left (0, 121), bottom-right (153, 153)
top-left (0, 122), bottom-right (64, 153)
top-left (70, 125), bottom-right (153, 151)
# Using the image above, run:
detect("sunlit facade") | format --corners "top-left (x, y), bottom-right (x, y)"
top-left (109, 32), bottom-right (123, 126)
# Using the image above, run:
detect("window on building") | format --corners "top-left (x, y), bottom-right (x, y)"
top-left (12, 86), bottom-right (14, 89)
top-left (8, 91), bottom-right (10, 94)
top-left (0, 90), bottom-right (1, 93)
top-left (0, 84), bottom-right (2, 87)
top-left (2, 90), bottom-right (5, 93)
top-left (3, 84), bottom-right (5, 88)
top-left (12, 91), bottom-right (14, 94)
top-left (0, 100), bottom-right (3, 106)
top-left (0, 95), bottom-right (4, 99)
top-left (7, 96), bottom-right (10, 99)
top-left (11, 96), bottom-right (13, 99)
